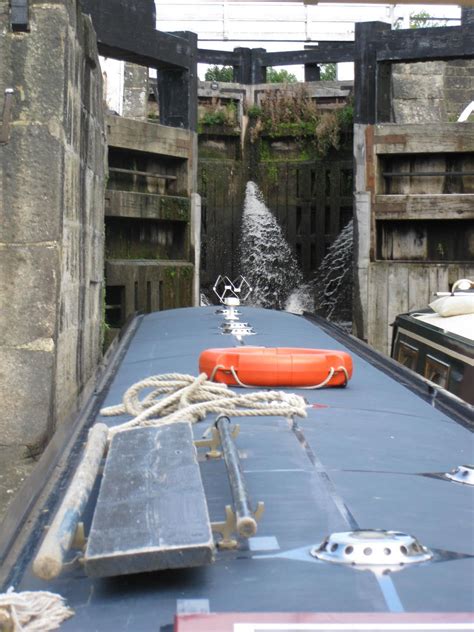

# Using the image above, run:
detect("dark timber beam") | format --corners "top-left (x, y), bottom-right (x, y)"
top-left (80, 0), bottom-right (192, 70)
top-left (462, 8), bottom-right (474, 24)
top-left (376, 25), bottom-right (474, 63)
top-left (158, 31), bottom-right (198, 130)
top-left (354, 22), bottom-right (391, 125)
top-left (232, 48), bottom-right (252, 83)
top-left (251, 48), bottom-right (267, 83)
top-left (198, 49), bottom-right (239, 66)
top-left (305, 64), bottom-right (321, 82)
top-left (262, 43), bottom-right (355, 66)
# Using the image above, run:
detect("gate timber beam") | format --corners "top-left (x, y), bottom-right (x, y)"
top-left (354, 22), bottom-right (391, 125)
top-left (261, 43), bottom-right (355, 66)
top-left (376, 25), bottom-right (474, 63)
top-left (80, 0), bottom-right (192, 70)
top-left (158, 31), bottom-right (198, 130)
top-left (198, 50), bottom-right (239, 66)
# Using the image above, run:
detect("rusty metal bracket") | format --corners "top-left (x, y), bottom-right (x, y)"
top-left (0, 90), bottom-right (15, 145)
top-left (194, 424), bottom-right (240, 459)
top-left (211, 502), bottom-right (264, 549)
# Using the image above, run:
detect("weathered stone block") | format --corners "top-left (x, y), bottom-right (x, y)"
top-left (0, 347), bottom-right (54, 446)
top-left (0, 124), bottom-right (63, 243)
top-left (392, 75), bottom-right (444, 101)
top-left (0, 0), bottom-right (106, 448)
top-left (0, 244), bottom-right (59, 346)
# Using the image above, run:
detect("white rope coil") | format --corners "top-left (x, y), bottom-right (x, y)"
top-left (101, 372), bottom-right (307, 438)
top-left (0, 588), bottom-right (73, 631)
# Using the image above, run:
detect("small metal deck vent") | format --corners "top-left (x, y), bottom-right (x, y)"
top-left (311, 530), bottom-right (432, 566)
top-left (220, 322), bottom-right (255, 337)
top-left (445, 465), bottom-right (474, 486)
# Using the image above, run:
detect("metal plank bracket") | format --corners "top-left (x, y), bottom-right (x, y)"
top-left (212, 502), bottom-right (264, 550)
top-left (194, 424), bottom-right (240, 459)
top-left (0, 89), bottom-right (15, 145)
top-left (209, 416), bottom-right (265, 549)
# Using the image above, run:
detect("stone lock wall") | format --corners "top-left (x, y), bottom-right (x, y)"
top-left (0, 0), bottom-right (107, 453)
top-left (392, 60), bottom-right (474, 123)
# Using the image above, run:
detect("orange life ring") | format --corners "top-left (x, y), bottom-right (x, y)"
top-left (199, 347), bottom-right (353, 388)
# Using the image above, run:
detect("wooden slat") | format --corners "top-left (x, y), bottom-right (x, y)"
top-left (373, 124), bottom-right (474, 154)
top-left (84, 423), bottom-right (213, 578)
top-left (374, 194), bottom-right (474, 220)
top-left (107, 115), bottom-right (191, 158)
top-left (109, 167), bottom-right (177, 180)
top-left (368, 263), bottom-right (389, 354)
top-left (105, 190), bottom-right (190, 221)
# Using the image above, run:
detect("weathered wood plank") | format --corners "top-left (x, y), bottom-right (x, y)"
top-left (368, 263), bottom-right (389, 354)
top-left (84, 423), bottom-right (213, 577)
top-left (374, 194), bottom-right (474, 220)
top-left (407, 265), bottom-right (431, 313)
top-left (107, 115), bottom-right (192, 158)
top-left (105, 191), bottom-right (190, 221)
top-left (387, 264), bottom-right (409, 352)
top-left (373, 124), bottom-right (474, 154)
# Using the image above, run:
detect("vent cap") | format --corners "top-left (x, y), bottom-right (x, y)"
top-left (445, 465), bottom-right (474, 486)
top-left (311, 529), bottom-right (432, 566)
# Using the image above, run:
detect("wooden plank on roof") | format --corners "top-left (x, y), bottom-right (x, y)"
top-left (84, 422), bottom-right (213, 578)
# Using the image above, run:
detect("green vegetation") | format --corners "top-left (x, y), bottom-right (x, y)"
top-left (199, 99), bottom-right (238, 129)
top-left (205, 66), bottom-right (234, 82)
top-left (320, 63), bottom-right (337, 81)
top-left (249, 86), bottom-right (353, 158)
top-left (394, 10), bottom-right (448, 29)
top-left (409, 10), bottom-right (448, 28)
top-left (247, 104), bottom-right (263, 118)
top-left (266, 67), bottom-right (298, 83)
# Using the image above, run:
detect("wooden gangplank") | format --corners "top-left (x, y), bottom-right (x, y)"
top-left (84, 422), bottom-right (214, 578)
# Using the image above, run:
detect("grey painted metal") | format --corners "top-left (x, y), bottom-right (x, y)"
top-left (216, 416), bottom-right (257, 538)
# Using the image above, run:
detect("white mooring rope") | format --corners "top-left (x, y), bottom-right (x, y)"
top-left (101, 372), bottom-right (307, 439)
top-left (0, 588), bottom-right (73, 631)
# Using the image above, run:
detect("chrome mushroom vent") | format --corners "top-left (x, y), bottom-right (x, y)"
top-left (311, 530), bottom-right (432, 566)
top-left (445, 465), bottom-right (474, 486)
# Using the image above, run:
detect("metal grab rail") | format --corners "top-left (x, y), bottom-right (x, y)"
top-left (215, 416), bottom-right (258, 538)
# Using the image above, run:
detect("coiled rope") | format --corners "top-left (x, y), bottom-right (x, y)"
top-left (101, 372), bottom-right (307, 438)
top-left (0, 588), bottom-right (73, 631)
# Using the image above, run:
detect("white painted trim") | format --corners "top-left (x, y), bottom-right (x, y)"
top-left (234, 623), bottom-right (474, 632)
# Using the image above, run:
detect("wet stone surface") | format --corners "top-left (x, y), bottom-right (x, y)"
top-left (0, 446), bottom-right (35, 524)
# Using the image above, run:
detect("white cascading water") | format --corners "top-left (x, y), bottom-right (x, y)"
top-left (285, 219), bottom-right (353, 329)
top-left (239, 180), bottom-right (353, 325)
top-left (240, 181), bottom-right (302, 309)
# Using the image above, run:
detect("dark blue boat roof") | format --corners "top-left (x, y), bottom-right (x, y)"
top-left (5, 306), bottom-right (474, 630)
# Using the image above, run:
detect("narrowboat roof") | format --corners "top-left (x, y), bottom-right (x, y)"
top-left (1, 306), bottom-right (473, 631)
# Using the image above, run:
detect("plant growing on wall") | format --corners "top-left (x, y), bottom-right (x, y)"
top-left (249, 85), bottom-right (353, 157)
top-left (199, 98), bottom-right (238, 130)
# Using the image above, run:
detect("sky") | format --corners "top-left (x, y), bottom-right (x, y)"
top-left (154, 1), bottom-right (461, 80)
